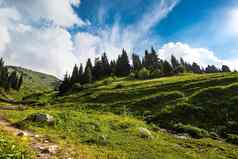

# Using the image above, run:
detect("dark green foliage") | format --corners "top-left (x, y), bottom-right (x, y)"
top-left (83, 64), bottom-right (93, 84)
top-left (192, 62), bottom-right (202, 73)
top-left (93, 57), bottom-right (105, 80)
top-left (174, 123), bottom-right (209, 138)
top-left (222, 65), bottom-right (231, 72)
top-left (101, 52), bottom-right (111, 76)
top-left (116, 49), bottom-right (131, 76)
top-left (132, 53), bottom-right (142, 71)
top-left (137, 67), bottom-right (150, 80)
top-left (59, 73), bottom-right (72, 95)
top-left (71, 65), bottom-right (79, 83)
top-left (226, 134), bottom-right (238, 145)
top-left (142, 48), bottom-right (160, 71)
top-left (162, 60), bottom-right (173, 75)
top-left (171, 55), bottom-right (180, 70)
top-left (205, 65), bottom-right (220, 73)
top-left (0, 58), bottom-right (23, 91)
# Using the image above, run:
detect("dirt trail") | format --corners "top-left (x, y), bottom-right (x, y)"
top-left (0, 114), bottom-right (60, 159)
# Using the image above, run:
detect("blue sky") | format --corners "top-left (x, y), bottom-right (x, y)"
top-left (1, 0), bottom-right (238, 77)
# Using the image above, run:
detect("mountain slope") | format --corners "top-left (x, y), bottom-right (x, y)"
top-left (0, 72), bottom-right (237, 158)
top-left (7, 66), bottom-right (60, 100)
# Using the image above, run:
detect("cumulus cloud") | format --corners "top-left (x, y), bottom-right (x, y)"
top-left (1, 0), bottom-right (84, 27)
top-left (158, 42), bottom-right (238, 70)
top-left (74, 0), bottom-right (179, 63)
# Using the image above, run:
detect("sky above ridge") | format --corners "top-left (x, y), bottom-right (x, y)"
top-left (0, 0), bottom-right (238, 77)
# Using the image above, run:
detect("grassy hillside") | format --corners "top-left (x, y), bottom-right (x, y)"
top-left (6, 66), bottom-right (60, 100)
top-left (0, 72), bottom-right (238, 158)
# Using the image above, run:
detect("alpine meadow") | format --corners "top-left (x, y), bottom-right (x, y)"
top-left (0, 0), bottom-right (238, 159)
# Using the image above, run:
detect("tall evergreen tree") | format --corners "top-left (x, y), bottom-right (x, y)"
top-left (71, 65), bottom-right (79, 83)
top-left (132, 53), bottom-right (142, 71)
top-left (59, 73), bottom-right (71, 95)
top-left (171, 55), bottom-right (180, 70)
top-left (93, 57), bottom-right (104, 80)
top-left (84, 65), bottom-right (93, 84)
top-left (17, 74), bottom-right (23, 90)
top-left (221, 65), bottom-right (231, 72)
top-left (142, 47), bottom-right (159, 71)
top-left (116, 49), bottom-right (131, 76)
top-left (110, 60), bottom-right (117, 75)
top-left (162, 60), bottom-right (173, 76)
top-left (8, 71), bottom-right (18, 90)
top-left (78, 64), bottom-right (84, 83)
top-left (101, 52), bottom-right (111, 76)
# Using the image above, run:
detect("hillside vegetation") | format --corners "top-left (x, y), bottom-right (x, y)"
top-left (0, 72), bottom-right (238, 158)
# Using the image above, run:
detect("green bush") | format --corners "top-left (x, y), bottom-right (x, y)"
top-left (226, 134), bottom-right (238, 145)
top-left (128, 72), bottom-right (136, 79)
top-left (150, 69), bottom-right (161, 78)
top-left (137, 67), bottom-right (150, 80)
top-left (174, 123), bottom-right (209, 138)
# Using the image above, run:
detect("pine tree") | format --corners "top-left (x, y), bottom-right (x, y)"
top-left (142, 47), bottom-right (159, 71)
top-left (71, 65), bottom-right (79, 83)
top-left (59, 73), bottom-right (71, 95)
top-left (8, 71), bottom-right (18, 90)
top-left (171, 55), bottom-right (180, 70)
top-left (93, 57), bottom-right (104, 80)
top-left (83, 65), bottom-right (93, 84)
top-left (116, 49), bottom-right (131, 76)
top-left (101, 52), bottom-right (111, 76)
top-left (192, 62), bottom-right (202, 73)
top-left (221, 65), bottom-right (231, 72)
top-left (17, 74), bottom-right (23, 90)
top-left (162, 60), bottom-right (173, 76)
top-left (78, 64), bottom-right (84, 83)
top-left (132, 53), bottom-right (142, 71)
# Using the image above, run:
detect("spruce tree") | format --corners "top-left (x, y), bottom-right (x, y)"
top-left (71, 65), bottom-right (79, 83)
top-left (93, 57), bottom-right (104, 80)
top-left (162, 60), bottom-right (173, 76)
top-left (101, 52), bottom-right (111, 76)
top-left (221, 65), bottom-right (231, 72)
top-left (132, 53), bottom-right (142, 71)
top-left (78, 64), bottom-right (84, 83)
top-left (83, 65), bottom-right (93, 84)
top-left (116, 49), bottom-right (131, 76)
top-left (17, 74), bottom-right (23, 90)
top-left (171, 55), bottom-right (180, 70)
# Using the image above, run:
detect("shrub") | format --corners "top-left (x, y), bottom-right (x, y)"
top-left (137, 67), bottom-right (150, 80)
top-left (150, 69), bottom-right (161, 78)
top-left (226, 134), bottom-right (238, 145)
top-left (128, 72), bottom-right (136, 79)
top-left (174, 123), bottom-right (209, 138)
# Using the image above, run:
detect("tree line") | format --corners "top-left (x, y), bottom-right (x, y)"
top-left (0, 58), bottom-right (23, 91)
top-left (59, 48), bottom-right (231, 94)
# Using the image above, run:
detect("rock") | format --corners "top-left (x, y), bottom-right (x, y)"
top-left (138, 127), bottom-right (154, 140)
top-left (27, 113), bottom-right (55, 124)
top-left (40, 145), bottom-right (58, 154)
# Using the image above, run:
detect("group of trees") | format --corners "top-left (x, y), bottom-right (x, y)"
top-left (59, 48), bottom-right (232, 94)
top-left (0, 58), bottom-right (23, 91)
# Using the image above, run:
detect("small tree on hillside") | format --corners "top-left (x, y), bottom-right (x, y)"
top-left (116, 49), bottom-right (131, 76)
top-left (162, 60), bottom-right (173, 76)
top-left (221, 65), bottom-right (231, 72)
top-left (132, 53), bottom-right (142, 71)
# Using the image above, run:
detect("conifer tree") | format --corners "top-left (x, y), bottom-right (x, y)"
top-left (116, 49), bottom-right (131, 76)
top-left (71, 65), bottom-right (79, 83)
top-left (132, 53), bottom-right (142, 71)
top-left (84, 65), bottom-right (93, 83)
top-left (78, 64), bottom-right (84, 83)
top-left (162, 60), bottom-right (173, 76)
top-left (221, 65), bottom-right (231, 72)
top-left (171, 55), bottom-right (180, 70)
top-left (93, 57), bottom-right (104, 80)
top-left (17, 74), bottom-right (23, 90)
top-left (101, 52), bottom-right (111, 76)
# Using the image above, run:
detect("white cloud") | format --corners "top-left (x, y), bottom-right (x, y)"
top-left (1, 0), bottom-right (85, 27)
top-left (74, 0), bottom-right (179, 64)
top-left (158, 42), bottom-right (238, 70)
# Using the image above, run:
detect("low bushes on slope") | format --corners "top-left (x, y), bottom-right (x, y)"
top-left (151, 83), bottom-right (238, 139)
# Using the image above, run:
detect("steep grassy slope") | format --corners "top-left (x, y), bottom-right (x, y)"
top-left (6, 66), bottom-right (60, 100)
top-left (0, 72), bottom-right (237, 158)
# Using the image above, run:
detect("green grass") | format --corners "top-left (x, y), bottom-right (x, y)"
top-left (1, 72), bottom-right (238, 158)
top-left (0, 106), bottom-right (238, 159)
top-left (0, 127), bottom-right (34, 158)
